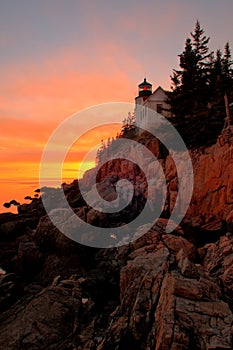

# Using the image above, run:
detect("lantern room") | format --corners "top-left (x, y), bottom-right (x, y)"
top-left (138, 78), bottom-right (152, 99)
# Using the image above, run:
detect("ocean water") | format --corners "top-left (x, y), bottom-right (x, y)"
top-left (0, 178), bottom-right (74, 214)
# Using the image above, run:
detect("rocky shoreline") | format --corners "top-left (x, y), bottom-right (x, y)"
top-left (1, 212), bottom-right (233, 349)
top-left (1, 131), bottom-right (233, 349)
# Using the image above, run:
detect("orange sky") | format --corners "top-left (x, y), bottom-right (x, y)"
top-left (0, 57), bottom-right (137, 211)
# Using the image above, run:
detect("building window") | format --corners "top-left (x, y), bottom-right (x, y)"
top-left (157, 104), bottom-right (163, 114)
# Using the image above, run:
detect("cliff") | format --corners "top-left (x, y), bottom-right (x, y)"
top-left (185, 128), bottom-right (233, 228)
top-left (84, 127), bottom-right (233, 235)
top-left (0, 128), bottom-right (233, 349)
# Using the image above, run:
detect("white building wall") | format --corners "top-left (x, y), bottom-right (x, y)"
top-left (135, 87), bottom-right (171, 134)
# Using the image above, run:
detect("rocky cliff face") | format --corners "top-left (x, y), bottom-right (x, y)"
top-left (185, 128), bottom-right (233, 228)
top-left (87, 127), bottom-right (233, 235)
top-left (0, 129), bottom-right (233, 349)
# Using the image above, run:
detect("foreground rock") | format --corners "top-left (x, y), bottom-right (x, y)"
top-left (1, 217), bottom-right (232, 349)
top-left (0, 273), bottom-right (22, 312)
top-left (97, 226), bottom-right (233, 350)
top-left (0, 277), bottom-right (81, 350)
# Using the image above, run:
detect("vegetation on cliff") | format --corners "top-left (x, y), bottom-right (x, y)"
top-left (166, 21), bottom-right (233, 149)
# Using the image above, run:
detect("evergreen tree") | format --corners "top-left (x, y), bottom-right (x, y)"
top-left (190, 20), bottom-right (213, 110)
top-left (166, 21), bottom-right (227, 148)
top-left (168, 38), bottom-right (194, 117)
top-left (208, 43), bottom-right (233, 129)
top-left (222, 42), bottom-right (233, 95)
top-left (120, 112), bottom-right (136, 137)
top-left (209, 49), bottom-right (224, 104)
top-left (167, 21), bottom-right (213, 120)
top-left (207, 49), bottom-right (226, 132)
top-left (190, 20), bottom-right (212, 67)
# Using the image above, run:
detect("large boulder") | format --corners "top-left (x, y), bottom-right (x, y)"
top-left (0, 277), bottom-right (81, 350)
top-left (0, 273), bottom-right (22, 312)
top-left (97, 231), bottom-right (233, 350)
top-left (16, 241), bottom-right (42, 277)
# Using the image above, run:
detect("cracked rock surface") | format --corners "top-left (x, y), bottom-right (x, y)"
top-left (0, 217), bottom-right (233, 349)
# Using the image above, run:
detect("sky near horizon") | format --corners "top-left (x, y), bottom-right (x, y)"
top-left (0, 0), bottom-right (233, 211)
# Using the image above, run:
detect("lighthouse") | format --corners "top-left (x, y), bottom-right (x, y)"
top-left (138, 78), bottom-right (152, 100)
top-left (135, 77), bottom-right (171, 134)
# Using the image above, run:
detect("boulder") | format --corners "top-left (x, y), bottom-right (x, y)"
top-left (0, 273), bottom-right (22, 312)
top-left (0, 277), bottom-right (81, 350)
top-left (16, 241), bottom-right (42, 276)
top-left (98, 233), bottom-right (233, 350)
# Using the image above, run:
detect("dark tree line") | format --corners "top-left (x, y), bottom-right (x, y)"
top-left (166, 21), bottom-right (233, 148)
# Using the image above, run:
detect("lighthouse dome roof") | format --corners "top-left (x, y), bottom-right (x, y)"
top-left (138, 78), bottom-right (152, 88)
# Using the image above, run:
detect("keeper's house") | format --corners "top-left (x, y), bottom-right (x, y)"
top-left (135, 78), bottom-right (171, 134)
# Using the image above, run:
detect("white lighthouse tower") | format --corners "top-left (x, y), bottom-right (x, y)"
top-left (135, 78), bottom-right (171, 134)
